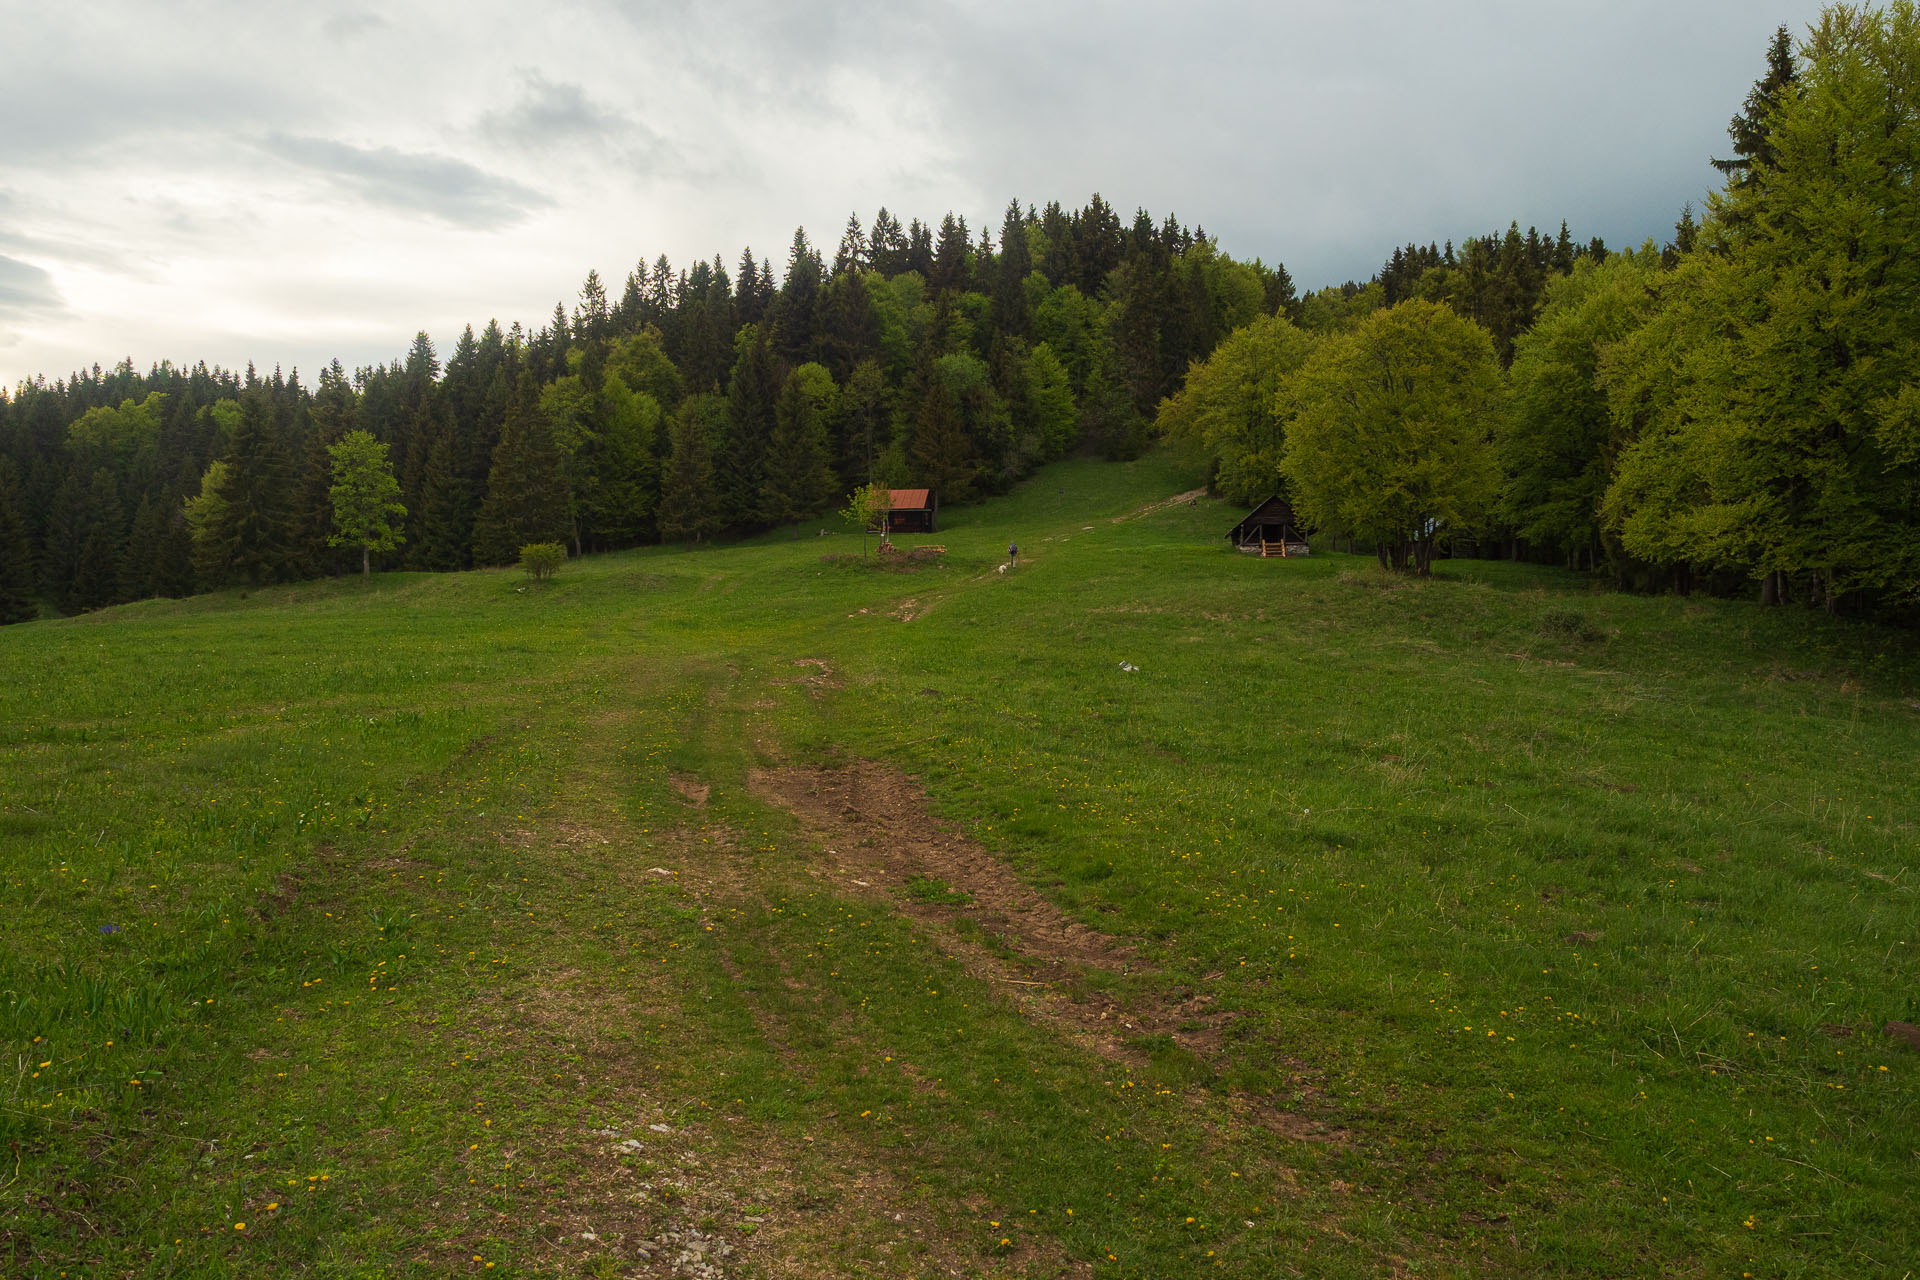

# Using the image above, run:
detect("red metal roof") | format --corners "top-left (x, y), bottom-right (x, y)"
top-left (889, 489), bottom-right (932, 509)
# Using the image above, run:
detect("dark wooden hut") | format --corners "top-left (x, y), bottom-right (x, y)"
top-left (886, 488), bottom-right (937, 534)
top-left (1227, 495), bottom-right (1308, 557)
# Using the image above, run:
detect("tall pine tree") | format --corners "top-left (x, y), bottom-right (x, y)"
top-left (214, 390), bottom-right (297, 587)
top-left (472, 372), bottom-right (570, 565)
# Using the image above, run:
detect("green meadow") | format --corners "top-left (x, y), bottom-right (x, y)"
top-left (2, 450), bottom-right (1915, 1278)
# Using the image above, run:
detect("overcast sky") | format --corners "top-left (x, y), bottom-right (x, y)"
top-left (0, 0), bottom-right (1828, 388)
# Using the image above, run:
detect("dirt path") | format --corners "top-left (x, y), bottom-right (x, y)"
top-left (749, 761), bottom-right (1343, 1144)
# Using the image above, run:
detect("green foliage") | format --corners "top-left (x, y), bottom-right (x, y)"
top-left (0, 473), bottom-right (38, 624)
top-left (66, 393), bottom-right (165, 479)
top-left (657, 394), bottom-right (726, 544)
top-left (182, 461), bottom-right (232, 588)
top-left (1295, 280), bottom-right (1385, 335)
top-left (1024, 342), bottom-right (1078, 462)
top-left (1713, 23), bottom-right (1799, 186)
top-left (839, 481), bottom-right (893, 557)
top-left (1156, 312), bottom-right (1317, 504)
top-left (73, 469), bottom-right (124, 611)
top-left (472, 373), bottom-right (570, 565)
top-left (763, 362), bottom-right (839, 531)
top-left (1604, 5), bottom-right (1920, 607)
top-left (327, 429), bottom-right (407, 578)
top-left (1502, 247), bottom-right (1660, 572)
top-left (1537, 606), bottom-right (1603, 642)
top-left (1279, 300), bottom-right (1504, 573)
top-left (213, 391), bottom-right (297, 588)
top-left (517, 541), bottom-right (566, 580)
top-left (909, 369), bottom-right (979, 503)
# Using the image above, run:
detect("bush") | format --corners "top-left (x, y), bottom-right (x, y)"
top-left (518, 542), bottom-right (566, 581)
top-left (1538, 607), bottom-right (1602, 642)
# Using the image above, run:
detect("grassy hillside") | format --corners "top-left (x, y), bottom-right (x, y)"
top-left (2, 449), bottom-right (1915, 1279)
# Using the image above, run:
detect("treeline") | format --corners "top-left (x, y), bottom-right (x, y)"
top-left (0, 195), bottom-right (1329, 620)
top-left (1165, 9), bottom-right (1920, 617)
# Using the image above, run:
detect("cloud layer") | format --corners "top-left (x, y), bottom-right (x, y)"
top-left (0, 0), bottom-right (1830, 385)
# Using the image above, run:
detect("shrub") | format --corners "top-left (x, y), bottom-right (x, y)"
top-left (1538, 607), bottom-right (1602, 641)
top-left (518, 542), bottom-right (566, 581)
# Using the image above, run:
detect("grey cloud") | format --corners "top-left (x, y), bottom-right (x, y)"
top-left (262, 134), bottom-right (554, 229)
top-left (590, 0), bottom-right (1824, 286)
top-left (322, 9), bottom-right (390, 39)
top-left (0, 255), bottom-right (65, 317)
top-left (475, 73), bottom-right (682, 172)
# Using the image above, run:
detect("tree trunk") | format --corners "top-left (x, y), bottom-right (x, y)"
top-left (362, 546), bottom-right (371, 580)
top-left (1760, 569), bottom-right (1783, 605)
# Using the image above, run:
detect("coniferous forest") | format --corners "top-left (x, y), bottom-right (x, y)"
top-left (3, 8), bottom-right (1916, 624)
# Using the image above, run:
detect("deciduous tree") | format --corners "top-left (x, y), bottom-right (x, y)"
top-left (1279, 300), bottom-right (1504, 573)
top-left (327, 429), bottom-right (407, 579)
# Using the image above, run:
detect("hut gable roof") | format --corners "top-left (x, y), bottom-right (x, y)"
top-left (889, 488), bottom-right (933, 511)
top-left (1227, 494), bottom-right (1296, 543)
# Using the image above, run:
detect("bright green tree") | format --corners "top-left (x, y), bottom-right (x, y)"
top-left (1155, 312), bottom-right (1317, 504)
top-left (1603, 4), bottom-right (1920, 609)
top-left (1278, 300), bottom-right (1504, 573)
top-left (840, 482), bottom-right (893, 558)
top-left (183, 461), bottom-right (232, 589)
top-left (327, 430), bottom-right (407, 579)
top-left (518, 542), bottom-right (566, 581)
top-left (1025, 343), bottom-right (1078, 461)
top-left (1502, 246), bottom-right (1660, 576)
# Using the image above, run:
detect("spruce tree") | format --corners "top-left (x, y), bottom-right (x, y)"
top-left (119, 496), bottom-right (167, 602)
top-left (719, 326), bottom-right (778, 521)
top-left (657, 395), bottom-right (725, 544)
top-left (832, 212), bottom-right (869, 276)
top-left (992, 199), bottom-right (1034, 338)
top-left (151, 506), bottom-right (195, 598)
top-left (930, 214), bottom-right (970, 293)
top-left (869, 208), bottom-right (907, 277)
top-left (415, 422), bottom-right (472, 570)
top-left (1713, 24), bottom-right (1798, 186)
top-left (472, 373), bottom-right (570, 565)
top-left (0, 477), bottom-right (37, 624)
top-left (818, 271), bottom-right (880, 383)
top-left (763, 363), bottom-right (839, 534)
top-left (771, 228), bottom-right (824, 367)
top-left (214, 390), bottom-right (297, 586)
top-left (837, 359), bottom-right (890, 488)
top-left (734, 248), bottom-right (766, 326)
top-left (909, 379), bottom-right (977, 504)
top-left (72, 469), bottom-right (124, 610)
top-left (42, 472), bottom-right (90, 612)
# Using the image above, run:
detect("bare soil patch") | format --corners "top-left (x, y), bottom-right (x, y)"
top-left (1111, 488), bottom-right (1208, 523)
top-left (748, 762), bottom-right (1330, 1145)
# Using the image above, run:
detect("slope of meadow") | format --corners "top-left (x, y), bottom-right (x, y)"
top-left (2, 450), bottom-right (1915, 1279)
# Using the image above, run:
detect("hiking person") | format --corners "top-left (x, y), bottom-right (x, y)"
top-left (1007, 542), bottom-right (1018, 568)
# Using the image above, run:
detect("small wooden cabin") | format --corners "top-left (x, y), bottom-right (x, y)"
top-left (1227, 495), bottom-right (1308, 557)
top-left (886, 488), bottom-right (937, 534)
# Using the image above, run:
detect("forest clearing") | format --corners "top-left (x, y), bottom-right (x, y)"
top-left (3, 452), bottom-right (1915, 1278)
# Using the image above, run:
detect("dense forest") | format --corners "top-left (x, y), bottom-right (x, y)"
top-left (2, 5), bottom-right (1914, 623)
